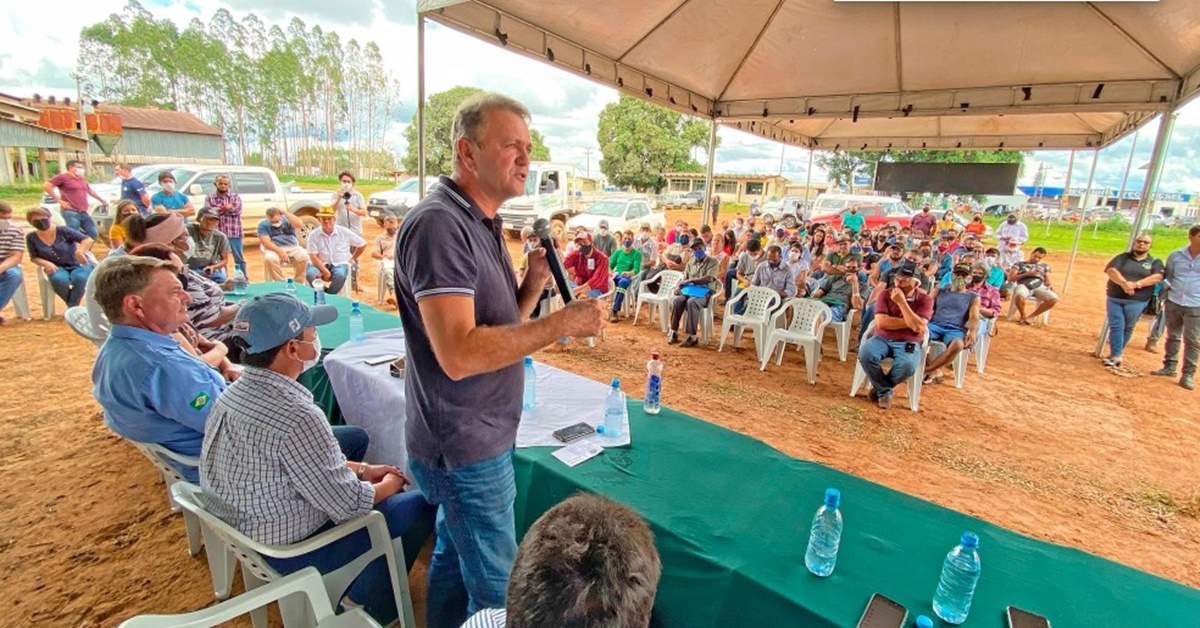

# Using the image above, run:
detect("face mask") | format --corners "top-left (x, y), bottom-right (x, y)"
top-left (297, 335), bottom-right (322, 373)
top-left (386, 227), bottom-right (397, 236)
top-left (971, 275), bottom-right (985, 284)
top-left (599, 228), bottom-right (609, 235)
top-left (579, 245), bottom-right (593, 256)
top-left (270, 221), bottom-right (282, 229)
top-left (0, 219), bottom-right (9, 231)
top-left (623, 239), bottom-right (633, 248)
top-left (1007, 217), bottom-right (1017, 224)
top-left (162, 182), bottom-right (175, 193)
top-left (789, 251), bottom-right (800, 260)
top-left (32, 218), bottom-right (51, 230)
top-left (693, 250), bottom-right (706, 261)
top-left (987, 255), bottom-right (997, 262)
top-left (850, 210), bottom-right (857, 215)
top-left (974, 217), bottom-right (982, 222)
top-left (73, 168), bottom-right (85, 177)
top-left (340, 182), bottom-right (352, 192)
top-left (185, 235), bottom-right (195, 254)
top-left (678, 236), bottom-right (690, 246)
top-left (951, 276), bottom-right (968, 290)
top-left (768, 260), bottom-right (780, 269)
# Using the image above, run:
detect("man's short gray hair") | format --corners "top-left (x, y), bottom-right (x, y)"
top-left (451, 92), bottom-right (531, 169)
top-left (506, 493), bottom-right (660, 628)
top-left (266, 207), bottom-right (281, 218)
top-left (95, 255), bottom-right (177, 323)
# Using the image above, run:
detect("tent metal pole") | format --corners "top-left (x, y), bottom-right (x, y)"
top-left (417, 14), bottom-right (427, 199)
top-left (1061, 149), bottom-right (1099, 295)
top-left (803, 149), bottom-right (814, 211)
top-left (1093, 109), bottom-right (1176, 356)
top-left (702, 119), bottom-right (717, 227)
top-left (1049, 150), bottom-right (1075, 235)
top-left (1104, 129), bottom-right (1140, 237)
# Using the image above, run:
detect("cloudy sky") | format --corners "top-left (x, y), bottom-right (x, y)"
top-left (4, 0), bottom-right (1200, 195)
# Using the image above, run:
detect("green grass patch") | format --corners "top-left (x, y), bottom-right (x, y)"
top-left (0, 184), bottom-right (47, 211)
top-left (983, 216), bottom-right (1190, 257)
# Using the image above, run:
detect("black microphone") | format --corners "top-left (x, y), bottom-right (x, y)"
top-left (533, 218), bottom-right (572, 304)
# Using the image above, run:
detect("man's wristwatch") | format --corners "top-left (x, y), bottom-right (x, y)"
top-left (356, 463), bottom-right (367, 480)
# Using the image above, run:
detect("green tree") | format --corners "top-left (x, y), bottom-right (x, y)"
top-left (403, 86), bottom-right (552, 176)
top-left (815, 151), bottom-right (883, 191)
top-left (596, 96), bottom-right (713, 190)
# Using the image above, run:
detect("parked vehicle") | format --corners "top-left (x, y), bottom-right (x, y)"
top-left (498, 162), bottom-right (583, 241)
top-left (756, 196), bottom-right (808, 228)
top-left (669, 190), bottom-right (706, 208)
top-left (367, 176), bottom-right (441, 226)
top-left (48, 165), bottom-right (335, 244)
top-left (807, 193), bottom-right (911, 222)
top-left (566, 196), bottom-right (667, 234)
top-left (810, 203), bottom-right (913, 233)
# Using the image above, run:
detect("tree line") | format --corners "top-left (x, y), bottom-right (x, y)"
top-left (77, 0), bottom-right (401, 176)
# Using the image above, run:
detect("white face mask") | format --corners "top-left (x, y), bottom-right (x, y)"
top-left (340, 182), bottom-right (352, 192)
top-left (73, 168), bottom-right (85, 177)
top-left (599, 228), bottom-right (609, 235)
top-left (0, 219), bottom-right (9, 231)
top-left (162, 182), bottom-right (175, 193)
top-left (298, 335), bottom-right (322, 373)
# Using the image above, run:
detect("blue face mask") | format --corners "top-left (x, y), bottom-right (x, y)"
top-left (693, 250), bottom-right (706, 261)
top-left (679, 235), bottom-right (690, 246)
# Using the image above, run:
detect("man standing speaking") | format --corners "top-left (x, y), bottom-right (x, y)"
top-left (393, 92), bottom-right (605, 628)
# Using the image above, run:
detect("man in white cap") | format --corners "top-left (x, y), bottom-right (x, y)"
top-left (201, 292), bottom-right (435, 625)
top-left (593, 219), bottom-right (617, 257)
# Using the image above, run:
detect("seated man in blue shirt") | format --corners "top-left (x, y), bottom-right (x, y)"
top-left (257, 207), bottom-right (310, 283)
top-left (202, 293), bottom-right (434, 625)
top-left (91, 255), bottom-right (226, 481)
top-left (923, 264), bottom-right (980, 385)
top-left (150, 170), bottom-right (195, 218)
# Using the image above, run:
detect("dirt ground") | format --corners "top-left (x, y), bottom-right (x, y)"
top-left (1, 209), bottom-right (1197, 626)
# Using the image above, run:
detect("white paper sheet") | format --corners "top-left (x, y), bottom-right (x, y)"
top-left (515, 362), bottom-right (631, 448)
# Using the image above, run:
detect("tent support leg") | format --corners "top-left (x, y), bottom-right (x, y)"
top-left (1062, 150), bottom-right (1099, 295)
top-left (702, 119), bottom-right (717, 228)
top-left (417, 13), bottom-right (427, 199)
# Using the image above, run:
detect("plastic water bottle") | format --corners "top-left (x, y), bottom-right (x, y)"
top-left (284, 277), bottom-right (296, 296)
top-left (232, 270), bottom-right (248, 296)
top-left (522, 356), bottom-right (537, 410)
top-left (644, 352), bottom-right (663, 415)
top-left (349, 301), bottom-right (365, 342)
top-left (804, 488), bottom-right (843, 577)
top-left (932, 532), bottom-right (982, 624)
top-left (312, 278), bottom-right (326, 304)
top-left (601, 378), bottom-right (625, 439)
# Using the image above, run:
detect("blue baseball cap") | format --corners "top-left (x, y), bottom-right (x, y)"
top-left (231, 293), bottom-right (338, 354)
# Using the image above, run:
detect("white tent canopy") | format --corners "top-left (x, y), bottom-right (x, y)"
top-left (418, 0), bottom-right (1200, 150)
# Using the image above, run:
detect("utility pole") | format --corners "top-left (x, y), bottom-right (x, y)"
top-left (584, 148), bottom-right (592, 179)
top-left (73, 73), bottom-right (93, 174)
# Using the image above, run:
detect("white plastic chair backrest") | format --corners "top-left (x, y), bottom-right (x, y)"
top-left (656, 270), bottom-right (684, 295)
top-left (65, 306), bottom-right (106, 344)
top-left (789, 299), bottom-right (832, 335)
top-left (118, 567), bottom-right (341, 628)
top-left (741, 286), bottom-right (781, 320)
top-left (172, 483), bottom-right (280, 583)
top-left (133, 442), bottom-right (198, 486)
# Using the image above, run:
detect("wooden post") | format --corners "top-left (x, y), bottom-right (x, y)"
top-left (17, 147), bottom-right (29, 183)
top-left (37, 148), bottom-right (48, 180)
top-left (0, 147), bottom-right (13, 184)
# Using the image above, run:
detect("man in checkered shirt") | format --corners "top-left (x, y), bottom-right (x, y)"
top-left (199, 292), bottom-right (434, 625)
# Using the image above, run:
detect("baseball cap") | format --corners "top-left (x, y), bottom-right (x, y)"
top-left (197, 207), bottom-right (218, 221)
top-left (894, 265), bottom-right (918, 278)
top-left (574, 231), bottom-right (592, 244)
top-left (598, 219), bottom-right (609, 228)
top-left (520, 226), bottom-right (534, 238)
top-left (231, 293), bottom-right (339, 354)
top-left (952, 263), bottom-right (972, 276)
top-left (689, 238), bottom-right (706, 250)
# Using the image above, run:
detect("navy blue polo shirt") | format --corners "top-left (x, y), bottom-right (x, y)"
top-left (394, 176), bottom-right (522, 469)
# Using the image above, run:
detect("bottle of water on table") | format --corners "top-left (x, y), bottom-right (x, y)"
top-left (601, 378), bottom-right (625, 439)
top-left (349, 301), bottom-right (365, 341)
top-left (232, 269), bottom-right (248, 296)
top-left (644, 351), bottom-right (663, 415)
top-left (522, 356), bottom-right (537, 410)
top-left (284, 277), bottom-right (296, 296)
top-left (932, 531), bottom-right (982, 625)
top-left (312, 278), bottom-right (326, 304)
top-left (804, 488), bottom-right (842, 577)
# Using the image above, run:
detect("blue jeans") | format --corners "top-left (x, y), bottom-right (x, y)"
top-left (331, 425), bottom-right (369, 462)
top-left (48, 265), bottom-right (93, 307)
top-left (265, 491), bottom-right (436, 625)
top-left (62, 210), bottom-right (98, 239)
top-left (1106, 296), bottom-right (1149, 359)
top-left (858, 335), bottom-right (921, 398)
top-left (612, 275), bottom-right (634, 312)
top-left (307, 263), bottom-right (350, 295)
top-left (227, 236), bottom-right (246, 277)
top-left (723, 267), bottom-right (739, 301)
top-left (827, 302), bottom-right (848, 323)
top-left (0, 267), bottom-right (22, 312)
top-left (410, 450), bottom-right (518, 628)
top-left (858, 301), bottom-right (876, 344)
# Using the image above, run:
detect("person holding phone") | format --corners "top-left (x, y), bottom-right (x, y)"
top-left (858, 266), bottom-right (933, 409)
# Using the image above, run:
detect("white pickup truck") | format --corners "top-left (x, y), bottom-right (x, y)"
top-left (496, 162), bottom-right (582, 241)
top-left (45, 164), bottom-right (335, 243)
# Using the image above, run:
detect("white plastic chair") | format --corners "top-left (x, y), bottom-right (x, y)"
top-left (697, 282), bottom-right (723, 345)
top-left (172, 483), bottom-right (416, 628)
top-left (130, 443), bottom-right (207, 554)
top-left (118, 567), bottom-right (381, 628)
top-left (1007, 292), bottom-right (1050, 325)
top-left (37, 267), bottom-right (55, 320)
top-left (972, 316), bottom-right (997, 373)
top-left (375, 259), bottom-right (394, 305)
top-left (66, 305), bottom-right (106, 346)
top-left (824, 308), bottom-right (857, 361)
top-left (761, 299), bottom-right (833, 384)
top-left (6, 277), bottom-right (31, 321)
top-left (261, 245), bottom-right (295, 282)
top-left (588, 276), bottom-right (618, 347)
top-left (850, 321), bottom-right (931, 412)
top-left (718, 286), bottom-right (781, 361)
top-left (632, 270), bottom-right (683, 331)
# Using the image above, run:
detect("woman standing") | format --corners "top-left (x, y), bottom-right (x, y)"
top-left (1102, 234), bottom-right (1165, 367)
top-left (937, 209), bottom-right (958, 236)
top-left (964, 212), bottom-right (988, 237)
top-left (25, 207), bottom-right (95, 307)
top-left (106, 200), bottom-right (142, 255)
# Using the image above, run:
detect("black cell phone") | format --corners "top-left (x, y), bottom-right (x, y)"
top-left (552, 422), bottom-right (595, 443)
top-left (904, 342), bottom-right (916, 353)
top-left (856, 593), bottom-right (907, 628)
top-left (1007, 606), bottom-right (1050, 628)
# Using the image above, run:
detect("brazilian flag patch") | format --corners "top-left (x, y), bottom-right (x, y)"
top-left (190, 392), bottom-right (210, 410)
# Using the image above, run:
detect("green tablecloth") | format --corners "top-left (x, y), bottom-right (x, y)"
top-left (513, 404), bottom-right (1200, 627)
top-left (229, 282), bottom-right (399, 423)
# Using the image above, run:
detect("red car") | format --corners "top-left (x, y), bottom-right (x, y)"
top-left (811, 203), bottom-right (913, 233)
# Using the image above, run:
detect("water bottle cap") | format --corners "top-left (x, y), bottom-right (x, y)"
top-left (611, 378), bottom-right (620, 389)
top-left (351, 301), bottom-right (360, 308)
top-left (524, 356), bottom-right (533, 365)
top-left (650, 351), bottom-right (660, 360)
top-left (823, 488), bottom-right (840, 508)
top-left (596, 425), bottom-right (605, 434)
top-left (286, 278), bottom-right (294, 283)
top-left (960, 531), bottom-right (980, 549)
top-left (915, 615), bottom-right (934, 628)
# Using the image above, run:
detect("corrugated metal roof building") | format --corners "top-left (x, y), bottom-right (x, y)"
top-left (93, 104), bottom-right (225, 172)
